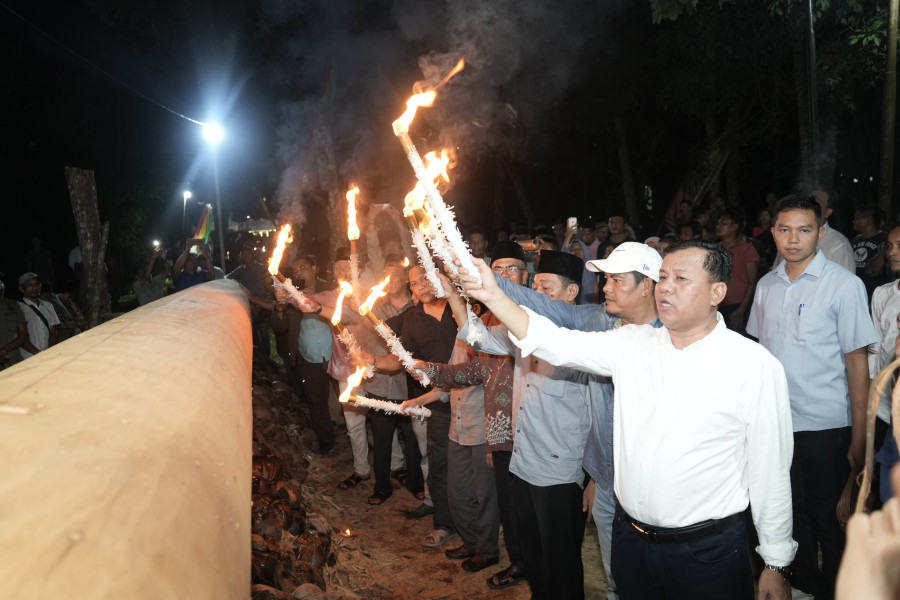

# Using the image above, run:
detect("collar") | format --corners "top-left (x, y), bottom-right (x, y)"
top-left (775, 248), bottom-right (826, 282)
top-left (21, 297), bottom-right (41, 307)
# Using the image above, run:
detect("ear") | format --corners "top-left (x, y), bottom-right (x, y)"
top-left (640, 277), bottom-right (655, 298)
top-left (710, 281), bottom-right (727, 307)
top-left (565, 284), bottom-right (580, 303)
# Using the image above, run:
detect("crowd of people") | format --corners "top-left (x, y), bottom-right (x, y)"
top-left (4, 191), bottom-right (900, 600)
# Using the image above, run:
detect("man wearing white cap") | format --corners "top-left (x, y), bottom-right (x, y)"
top-left (488, 241), bottom-right (661, 600)
top-left (459, 240), bottom-right (795, 600)
top-left (17, 272), bottom-right (59, 359)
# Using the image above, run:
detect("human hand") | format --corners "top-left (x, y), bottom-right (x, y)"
top-left (728, 306), bottom-right (746, 329)
top-left (756, 567), bottom-right (790, 600)
top-left (582, 479), bottom-right (596, 522)
top-left (408, 360), bottom-right (430, 384)
top-left (456, 257), bottom-right (500, 304)
top-left (485, 452), bottom-right (493, 470)
top-left (836, 493), bottom-right (900, 600)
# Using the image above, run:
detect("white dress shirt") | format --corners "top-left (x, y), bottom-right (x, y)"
top-left (869, 280), bottom-right (900, 423)
top-left (511, 309), bottom-right (797, 566)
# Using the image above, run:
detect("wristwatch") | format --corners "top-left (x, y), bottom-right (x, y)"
top-left (765, 564), bottom-right (790, 581)
top-left (314, 304), bottom-right (323, 315)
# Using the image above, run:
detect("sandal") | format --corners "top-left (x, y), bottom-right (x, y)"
top-left (487, 565), bottom-right (527, 590)
top-left (411, 486), bottom-right (425, 501)
top-left (337, 473), bottom-right (370, 490)
top-left (368, 490), bottom-right (391, 506)
top-left (391, 468), bottom-right (407, 485)
top-left (422, 529), bottom-right (458, 549)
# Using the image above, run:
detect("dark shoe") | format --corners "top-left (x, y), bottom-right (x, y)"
top-left (445, 544), bottom-right (475, 560)
top-left (337, 473), bottom-right (369, 490)
top-left (462, 554), bottom-right (499, 573)
top-left (314, 442), bottom-right (334, 455)
top-left (367, 490), bottom-right (392, 506)
top-left (391, 468), bottom-right (407, 485)
top-left (405, 503), bottom-right (434, 520)
top-left (410, 485), bottom-right (425, 500)
top-left (487, 565), bottom-right (527, 589)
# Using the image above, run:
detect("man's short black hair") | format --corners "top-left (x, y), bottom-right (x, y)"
top-left (855, 205), bottom-right (886, 228)
top-left (467, 225), bottom-right (487, 239)
top-left (718, 207), bottom-right (747, 230)
top-left (773, 193), bottom-right (822, 225)
top-left (668, 240), bottom-right (733, 285)
top-left (294, 254), bottom-right (317, 268)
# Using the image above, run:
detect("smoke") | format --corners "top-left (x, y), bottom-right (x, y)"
top-left (262, 0), bottom-right (609, 224)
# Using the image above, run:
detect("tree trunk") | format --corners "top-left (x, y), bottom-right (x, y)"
top-left (505, 164), bottom-right (534, 231)
top-left (65, 167), bottom-right (110, 328)
top-left (614, 110), bottom-right (639, 221)
top-left (312, 68), bottom-right (342, 264)
top-left (879, 0), bottom-right (899, 218)
top-left (793, 37), bottom-right (814, 187)
top-left (704, 114), bottom-right (722, 200)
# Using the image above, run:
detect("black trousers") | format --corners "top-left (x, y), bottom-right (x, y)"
top-left (296, 357), bottom-right (334, 446)
top-left (790, 427), bottom-right (851, 600)
top-left (611, 505), bottom-right (752, 600)
top-left (368, 394), bottom-right (423, 497)
top-left (492, 451), bottom-right (525, 570)
top-left (427, 403), bottom-right (454, 533)
top-left (513, 474), bottom-right (586, 600)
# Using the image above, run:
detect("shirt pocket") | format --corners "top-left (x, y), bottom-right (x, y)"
top-left (795, 304), bottom-right (825, 343)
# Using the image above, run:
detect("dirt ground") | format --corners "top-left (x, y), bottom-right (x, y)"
top-left (300, 414), bottom-right (610, 600)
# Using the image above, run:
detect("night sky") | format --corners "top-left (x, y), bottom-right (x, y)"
top-left (3, 0), bottom-right (878, 287)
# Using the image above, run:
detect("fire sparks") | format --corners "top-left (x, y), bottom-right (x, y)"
top-left (268, 224), bottom-right (292, 276)
top-left (331, 280), bottom-right (354, 327)
top-left (359, 276), bottom-right (390, 316)
top-left (339, 366), bottom-right (367, 403)
top-left (346, 185), bottom-right (360, 241)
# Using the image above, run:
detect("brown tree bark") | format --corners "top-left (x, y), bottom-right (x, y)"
top-left (614, 110), bottom-right (639, 222)
top-left (65, 167), bottom-right (110, 328)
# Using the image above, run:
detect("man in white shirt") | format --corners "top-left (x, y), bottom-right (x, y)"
top-left (17, 272), bottom-right (60, 359)
top-left (456, 240), bottom-right (796, 600)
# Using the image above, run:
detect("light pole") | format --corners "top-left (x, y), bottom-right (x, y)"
top-left (182, 190), bottom-right (192, 236)
top-left (202, 124), bottom-right (227, 271)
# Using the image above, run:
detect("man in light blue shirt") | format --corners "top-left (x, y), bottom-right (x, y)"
top-left (747, 193), bottom-right (877, 600)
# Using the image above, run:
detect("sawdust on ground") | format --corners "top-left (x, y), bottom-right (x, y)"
top-left (301, 415), bottom-right (610, 600)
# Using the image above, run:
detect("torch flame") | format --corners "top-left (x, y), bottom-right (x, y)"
top-left (359, 276), bottom-right (391, 316)
top-left (403, 184), bottom-right (427, 217)
top-left (435, 59), bottom-right (465, 90)
top-left (401, 257), bottom-right (410, 267)
top-left (392, 59), bottom-right (464, 136)
top-left (346, 185), bottom-right (360, 241)
top-left (392, 91), bottom-right (436, 136)
top-left (339, 366), bottom-right (367, 403)
top-left (331, 280), bottom-right (354, 327)
top-left (268, 224), bottom-right (292, 276)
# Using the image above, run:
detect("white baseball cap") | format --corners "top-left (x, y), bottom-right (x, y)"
top-left (586, 242), bottom-right (662, 281)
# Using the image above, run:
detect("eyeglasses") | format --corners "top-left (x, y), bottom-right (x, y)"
top-left (492, 265), bottom-right (522, 274)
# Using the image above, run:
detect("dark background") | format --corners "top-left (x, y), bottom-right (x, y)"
top-left (0, 0), bottom-right (891, 288)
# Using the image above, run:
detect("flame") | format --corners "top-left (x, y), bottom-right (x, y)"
top-left (392, 60), bottom-right (464, 136)
top-left (392, 91), bottom-right (437, 136)
top-left (339, 366), bottom-right (367, 403)
top-left (424, 150), bottom-right (452, 185)
top-left (403, 149), bottom-right (454, 218)
top-left (434, 58), bottom-right (465, 90)
top-left (331, 280), bottom-right (354, 326)
top-left (346, 185), bottom-right (360, 241)
top-left (401, 257), bottom-right (410, 267)
top-left (359, 276), bottom-right (391, 315)
top-left (403, 184), bottom-right (427, 217)
top-left (344, 529), bottom-right (352, 536)
top-left (268, 224), bottom-right (292, 275)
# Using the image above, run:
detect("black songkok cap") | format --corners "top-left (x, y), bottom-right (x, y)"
top-left (537, 250), bottom-right (584, 287)
top-left (490, 240), bottom-right (526, 263)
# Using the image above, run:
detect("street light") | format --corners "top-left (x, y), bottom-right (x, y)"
top-left (202, 123), bottom-right (227, 271)
top-left (182, 190), bottom-right (192, 236)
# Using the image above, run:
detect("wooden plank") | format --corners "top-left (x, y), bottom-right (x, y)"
top-left (0, 280), bottom-right (253, 600)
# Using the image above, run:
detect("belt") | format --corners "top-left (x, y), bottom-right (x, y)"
top-left (619, 505), bottom-right (743, 544)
